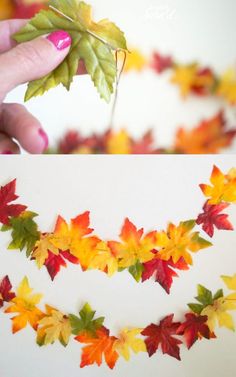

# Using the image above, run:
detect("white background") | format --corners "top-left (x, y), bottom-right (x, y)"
top-left (0, 155), bottom-right (236, 376)
top-left (4, 0), bottom-right (236, 151)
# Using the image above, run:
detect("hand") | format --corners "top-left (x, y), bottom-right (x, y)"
top-left (0, 19), bottom-right (86, 154)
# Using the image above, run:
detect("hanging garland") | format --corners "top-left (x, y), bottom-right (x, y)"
top-left (0, 166), bottom-right (235, 293)
top-left (0, 273), bottom-right (236, 369)
top-left (48, 111), bottom-right (236, 154)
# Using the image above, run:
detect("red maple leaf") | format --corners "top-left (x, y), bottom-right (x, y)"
top-left (0, 276), bottom-right (15, 308)
top-left (142, 253), bottom-right (189, 294)
top-left (131, 131), bottom-right (156, 154)
top-left (151, 52), bottom-right (173, 73)
top-left (141, 314), bottom-right (182, 360)
top-left (44, 250), bottom-right (79, 280)
top-left (0, 179), bottom-right (27, 225)
top-left (176, 313), bottom-right (212, 349)
top-left (13, 1), bottom-right (46, 19)
top-left (196, 201), bottom-right (234, 237)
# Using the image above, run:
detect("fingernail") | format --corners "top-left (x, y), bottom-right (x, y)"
top-left (1, 150), bottom-right (13, 154)
top-left (47, 31), bottom-right (72, 51)
top-left (38, 129), bottom-right (49, 151)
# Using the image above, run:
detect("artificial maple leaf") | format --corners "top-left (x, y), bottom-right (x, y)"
top-left (32, 232), bottom-right (61, 268)
top-left (37, 305), bottom-right (72, 346)
top-left (142, 253), bottom-right (189, 294)
top-left (89, 241), bottom-right (119, 277)
top-left (171, 64), bottom-right (199, 97)
top-left (176, 313), bottom-right (211, 349)
top-left (0, 179), bottom-right (27, 225)
top-left (5, 277), bottom-right (44, 333)
top-left (13, 0), bottom-right (127, 102)
top-left (201, 296), bottom-right (236, 332)
top-left (141, 314), bottom-right (182, 360)
top-left (44, 250), bottom-right (79, 280)
top-left (217, 68), bottom-right (236, 105)
top-left (75, 326), bottom-right (119, 369)
top-left (156, 220), bottom-right (212, 265)
top-left (131, 131), bottom-right (156, 154)
top-left (108, 218), bottom-right (158, 269)
top-left (196, 201), bottom-right (233, 237)
top-left (51, 212), bottom-right (100, 270)
top-left (0, 276), bottom-right (15, 308)
top-left (2, 211), bottom-right (40, 257)
top-left (13, 0), bottom-right (47, 19)
top-left (221, 274), bottom-right (236, 291)
top-left (200, 165), bottom-right (236, 205)
top-left (174, 112), bottom-right (236, 154)
top-left (106, 130), bottom-right (132, 154)
top-left (114, 328), bottom-right (146, 361)
top-left (69, 303), bottom-right (104, 336)
top-left (188, 284), bottom-right (224, 315)
top-left (123, 48), bottom-right (147, 72)
top-left (151, 52), bottom-right (173, 73)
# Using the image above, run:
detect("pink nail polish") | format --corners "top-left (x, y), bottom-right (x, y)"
top-left (47, 31), bottom-right (72, 51)
top-left (38, 129), bottom-right (49, 150)
top-left (2, 150), bottom-right (13, 154)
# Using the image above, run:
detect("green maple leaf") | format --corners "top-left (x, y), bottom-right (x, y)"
top-left (188, 285), bottom-right (224, 314)
top-left (69, 303), bottom-right (104, 336)
top-left (129, 261), bottom-right (144, 282)
top-left (13, 0), bottom-right (127, 102)
top-left (1, 211), bottom-right (40, 257)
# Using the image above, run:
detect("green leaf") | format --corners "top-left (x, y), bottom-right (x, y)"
top-left (213, 289), bottom-right (224, 300)
top-left (13, 0), bottom-right (127, 102)
top-left (7, 211), bottom-right (40, 257)
top-left (187, 303), bottom-right (204, 315)
top-left (69, 303), bottom-right (104, 336)
top-left (128, 261), bottom-right (144, 282)
top-left (196, 284), bottom-right (213, 306)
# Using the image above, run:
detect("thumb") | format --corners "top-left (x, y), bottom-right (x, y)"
top-left (0, 30), bottom-right (72, 99)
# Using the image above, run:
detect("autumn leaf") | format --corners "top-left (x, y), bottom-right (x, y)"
top-left (123, 48), bottom-right (147, 72)
top-left (188, 284), bottom-right (224, 315)
top-left (13, 0), bottom-right (47, 19)
top-left (108, 219), bottom-right (158, 268)
top-left (199, 165), bottom-right (236, 204)
top-left (174, 111), bottom-right (236, 154)
top-left (176, 313), bottom-right (211, 349)
top-left (5, 277), bottom-right (44, 333)
top-left (75, 326), bottom-right (119, 369)
top-left (217, 68), bottom-right (236, 105)
top-left (37, 305), bottom-right (72, 346)
top-left (2, 211), bottom-right (40, 257)
top-left (0, 0), bottom-right (14, 20)
top-left (221, 274), bottom-right (236, 291)
top-left (131, 130), bottom-right (156, 154)
top-left (201, 296), bottom-right (236, 332)
top-left (142, 253), bottom-right (189, 294)
top-left (89, 241), bottom-right (119, 277)
top-left (156, 220), bottom-right (212, 265)
top-left (69, 303), bottom-right (104, 336)
top-left (196, 201), bottom-right (233, 237)
top-left (44, 250), bottom-right (79, 280)
top-left (32, 233), bottom-right (61, 268)
top-left (171, 64), bottom-right (199, 97)
top-left (0, 179), bottom-right (27, 225)
top-left (106, 130), bottom-right (132, 154)
top-left (0, 276), bottom-right (15, 308)
top-left (13, 0), bottom-right (127, 102)
top-left (141, 314), bottom-right (182, 360)
top-left (114, 328), bottom-right (146, 361)
top-left (151, 52), bottom-right (173, 74)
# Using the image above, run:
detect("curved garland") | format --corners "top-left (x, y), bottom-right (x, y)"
top-left (0, 273), bottom-right (236, 369)
top-left (0, 166), bottom-right (235, 294)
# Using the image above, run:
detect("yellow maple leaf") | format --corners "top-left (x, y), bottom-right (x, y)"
top-left (32, 233), bottom-right (60, 268)
top-left (89, 241), bottom-right (119, 276)
top-left (114, 328), bottom-right (146, 361)
top-left (217, 68), bottom-right (236, 105)
top-left (201, 296), bottom-right (236, 332)
top-left (5, 277), bottom-right (44, 333)
top-left (37, 305), bottom-right (72, 347)
top-left (171, 64), bottom-right (198, 97)
top-left (106, 130), bottom-right (132, 154)
top-left (200, 165), bottom-right (236, 204)
top-left (108, 219), bottom-right (157, 268)
top-left (0, 0), bottom-right (14, 20)
top-left (123, 48), bottom-right (147, 72)
top-left (221, 274), bottom-right (236, 291)
top-left (157, 220), bottom-right (212, 265)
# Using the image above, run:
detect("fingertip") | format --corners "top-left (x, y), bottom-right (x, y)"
top-left (23, 127), bottom-right (49, 154)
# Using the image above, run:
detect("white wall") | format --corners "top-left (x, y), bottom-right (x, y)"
top-left (5, 0), bottom-right (236, 151)
top-left (0, 155), bottom-right (236, 376)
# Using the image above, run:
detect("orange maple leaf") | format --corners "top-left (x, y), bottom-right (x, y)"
top-left (75, 327), bottom-right (119, 369)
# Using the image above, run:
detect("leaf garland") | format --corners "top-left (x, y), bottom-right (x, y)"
top-left (0, 166), bottom-right (235, 294)
top-left (13, 0), bottom-right (127, 102)
top-left (0, 273), bottom-right (236, 368)
top-left (48, 111), bottom-right (236, 154)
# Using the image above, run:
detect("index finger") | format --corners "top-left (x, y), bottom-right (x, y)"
top-left (0, 19), bottom-right (28, 53)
